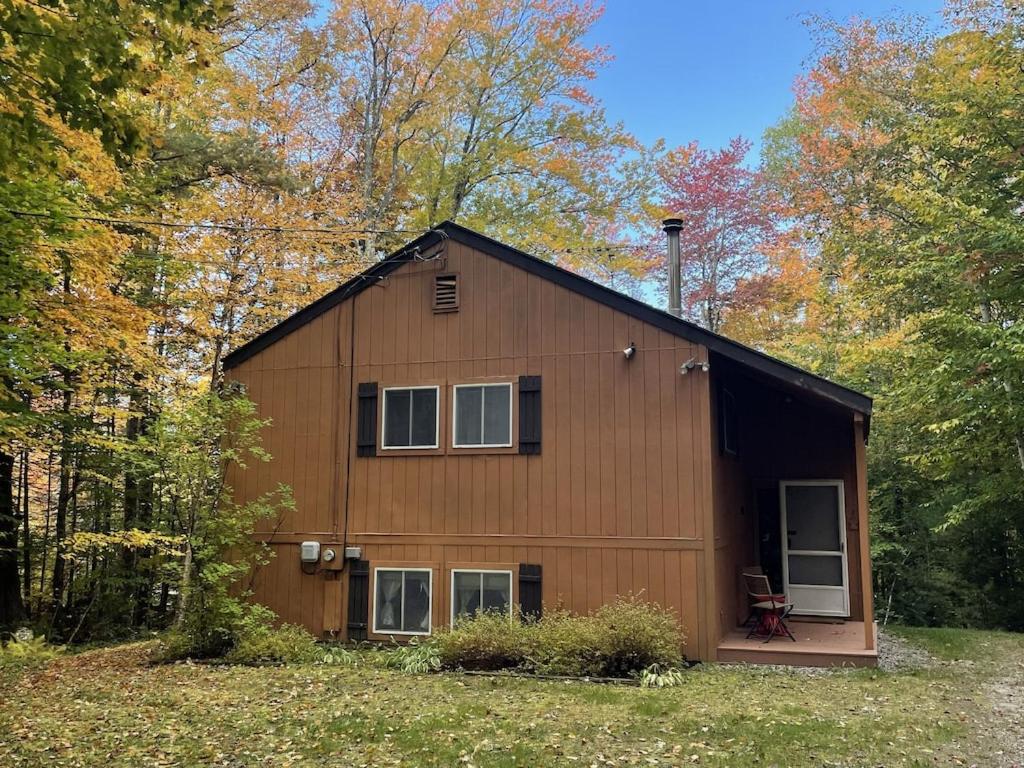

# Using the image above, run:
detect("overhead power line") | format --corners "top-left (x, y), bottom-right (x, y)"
top-left (2, 207), bottom-right (425, 237)
top-left (7, 206), bottom-right (661, 261)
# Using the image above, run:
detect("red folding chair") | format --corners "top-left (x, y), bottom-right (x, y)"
top-left (742, 570), bottom-right (795, 643)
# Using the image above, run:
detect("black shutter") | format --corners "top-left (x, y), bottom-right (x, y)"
top-left (346, 559), bottom-right (370, 640)
top-left (356, 382), bottom-right (378, 457)
top-left (518, 564), bottom-right (542, 621)
top-left (518, 375), bottom-right (541, 455)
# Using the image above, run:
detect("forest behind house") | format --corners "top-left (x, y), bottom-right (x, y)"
top-left (1, 0), bottom-right (1022, 644)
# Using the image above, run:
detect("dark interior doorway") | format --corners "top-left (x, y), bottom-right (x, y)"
top-left (756, 486), bottom-right (784, 592)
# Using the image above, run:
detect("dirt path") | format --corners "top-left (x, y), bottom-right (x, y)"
top-left (935, 658), bottom-right (1024, 767)
top-left (877, 629), bottom-right (1024, 767)
top-left (981, 663), bottom-right (1024, 767)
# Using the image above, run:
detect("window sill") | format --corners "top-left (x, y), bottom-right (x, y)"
top-left (448, 445), bottom-right (519, 455)
top-left (373, 446), bottom-right (445, 457)
top-left (371, 629), bottom-right (432, 637)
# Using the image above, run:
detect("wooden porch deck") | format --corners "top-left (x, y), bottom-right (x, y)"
top-left (717, 619), bottom-right (878, 667)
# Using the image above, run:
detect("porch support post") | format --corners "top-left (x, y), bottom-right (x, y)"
top-left (853, 414), bottom-right (875, 650)
top-left (696, 346), bottom-right (718, 660)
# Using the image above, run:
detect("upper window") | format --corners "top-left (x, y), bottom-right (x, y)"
top-left (451, 569), bottom-right (513, 624)
top-left (373, 568), bottom-right (432, 635)
top-left (720, 386), bottom-right (738, 456)
top-left (453, 383), bottom-right (512, 448)
top-left (382, 386), bottom-right (439, 449)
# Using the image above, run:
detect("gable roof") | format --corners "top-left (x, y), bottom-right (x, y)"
top-left (222, 221), bottom-right (872, 422)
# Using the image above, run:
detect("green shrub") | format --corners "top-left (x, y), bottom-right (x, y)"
top-left (151, 631), bottom-right (193, 663)
top-left (436, 611), bottom-right (530, 671)
top-left (225, 607), bottom-right (319, 664)
top-left (524, 609), bottom-right (606, 677)
top-left (435, 597), bottom-right (684, 678)
top-left (591, 596), bottom-right (683, 677)
top-left (152, 604), bottom-right (319, 664)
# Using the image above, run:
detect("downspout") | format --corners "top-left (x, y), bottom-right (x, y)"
top-left (340, 299), bottom-right (356, 557)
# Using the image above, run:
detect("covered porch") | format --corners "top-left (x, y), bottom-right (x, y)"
top-left (717, 619), bottom-right (877, 667)
top-left (709, 353), bottom-right (876, 667)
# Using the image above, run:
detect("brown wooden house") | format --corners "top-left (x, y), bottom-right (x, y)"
top-left (222, 221), bottom-right (876, 667)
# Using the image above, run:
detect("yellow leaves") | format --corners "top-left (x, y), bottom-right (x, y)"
top-left (37, 112), bottom-right (123, 199)
top-left (63, 530), bottom-right (185, 561)
top-left (166, 177), bottom-right (366, 372)
top-left (0, 94), bottom-right (24, 119)
top-left (924, 418), bottom-right (964, 435)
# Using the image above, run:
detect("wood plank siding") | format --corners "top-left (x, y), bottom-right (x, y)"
top-left (224, 223), bottom-right (874, 664)
top-left (226, 238), bottom-right (713, 659)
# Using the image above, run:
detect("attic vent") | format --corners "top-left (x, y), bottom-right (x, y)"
top-left (432, 273), bottom-right (459, 313)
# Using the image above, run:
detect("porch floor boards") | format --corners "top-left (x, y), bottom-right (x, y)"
top-left (716, 620), bottom-right (878, 668)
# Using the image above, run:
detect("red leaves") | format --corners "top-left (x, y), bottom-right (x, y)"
top-left (657, 136), bottom-right (778, 331)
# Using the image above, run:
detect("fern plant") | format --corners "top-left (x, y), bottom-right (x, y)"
top-left (1, 631), bottom-right (64, 670)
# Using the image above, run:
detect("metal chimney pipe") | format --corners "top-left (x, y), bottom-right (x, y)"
top-left (663, 217), bottom-right (683, 319)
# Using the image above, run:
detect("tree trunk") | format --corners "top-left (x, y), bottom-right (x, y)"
top-left (20, 448), bottom-right (31, 615)
top-left (50, 383), bottom-right (73, 624)
top-left (63, 464), bottom-right (80, 618)
top-left (123, 378), bottom-right (155, 626)
top-left (174, 540), bottom-right (193, 630)
top-left (38, 451), bottom-right (52, 604)
top-left (0, 450), bottom-right (26, 628)
top-left (51, 262), bottom-right (73, 627)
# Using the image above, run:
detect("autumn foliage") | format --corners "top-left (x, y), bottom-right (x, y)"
top-left (2, 0), bottom-right (1023, 639)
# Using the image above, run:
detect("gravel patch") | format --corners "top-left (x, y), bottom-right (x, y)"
top-left (984, 670), bottom-right (1024, 767)
top-left (876, 627), bottom-right (937, 672)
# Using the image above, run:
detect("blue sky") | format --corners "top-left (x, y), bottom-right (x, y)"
top-left (585, 1), bottom-right (945, 157)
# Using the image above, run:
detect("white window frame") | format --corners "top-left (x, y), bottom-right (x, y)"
top-left (451, 382), bottom-right (514, 449)
top-left (372, 567), bottom-right (433, 636)
top-left (380, 385), bottom-right (440, 450)
top-left (450, 568), bottom-right (514, 626)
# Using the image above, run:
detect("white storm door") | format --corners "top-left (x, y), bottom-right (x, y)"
top-left (780, 481), bottom-right (849, 617)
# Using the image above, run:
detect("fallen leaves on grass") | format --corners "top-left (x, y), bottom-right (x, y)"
top-left (2, 632), bottom-right (1018, 767)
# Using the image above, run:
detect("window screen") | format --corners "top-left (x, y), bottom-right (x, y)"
top-left (374, 569), bottom-right (432, 634)
top-left (382, 388), bottom-right (438, 448)
top-left (454, 384), bottom-right (511, 447)
top-left (785, 485), bottom-right (841, 551)
top-left (451, 570), bottom-right (512, 623)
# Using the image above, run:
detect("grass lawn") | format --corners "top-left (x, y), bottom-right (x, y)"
top-left (2, 628), bottom-right (1022, 767)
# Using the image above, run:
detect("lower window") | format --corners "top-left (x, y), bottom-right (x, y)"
top-left (451, 569), bottom-right (513, 624)
top-left (373, 568), bottom-right (432, 635)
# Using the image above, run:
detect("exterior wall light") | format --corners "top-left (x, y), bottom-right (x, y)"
top-left (680, 358), bottom-right (710, 375)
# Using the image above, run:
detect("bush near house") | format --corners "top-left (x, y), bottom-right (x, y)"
top-left (154, 604), bottom-right (320, 665)
top-left (436, 612), bottom-right (532, 672)
top-left (436, 596), bottom-right (684, 677)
